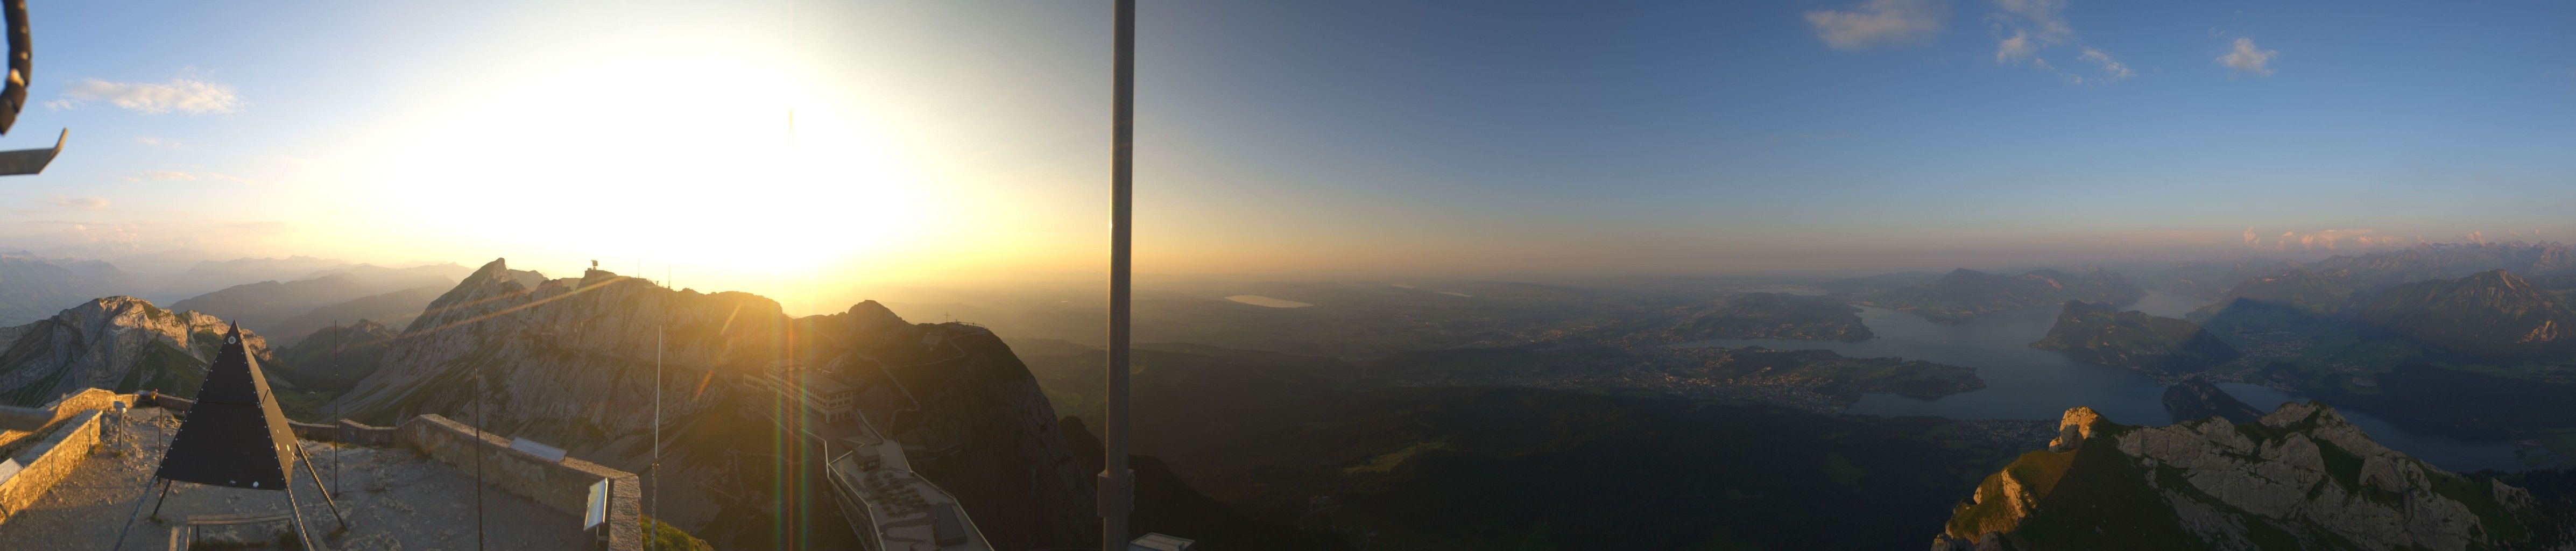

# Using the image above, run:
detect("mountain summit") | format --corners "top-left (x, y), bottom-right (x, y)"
top-left (1936, 403), bottom-right (2545, 550)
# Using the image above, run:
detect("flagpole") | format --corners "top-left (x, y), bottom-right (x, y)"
top-left (1101, 0), bottom-right (1138, 549)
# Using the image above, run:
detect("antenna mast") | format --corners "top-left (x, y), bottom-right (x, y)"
top-left (1100, 1), bottom-right (1138, 549)
top-left (652, 324), bottom-right (663, 550)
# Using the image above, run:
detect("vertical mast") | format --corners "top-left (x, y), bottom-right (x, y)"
top-left (1102, 0), bottom-right (1138, 549)
top-left (331, 320), bottom-right (340, 491)
top-left (652, 324), bottom-right (663, 551)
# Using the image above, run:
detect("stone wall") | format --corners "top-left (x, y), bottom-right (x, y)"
top-left (0, 389), bottom-right (127, 451)
top-left (395, 414), bottom-right (642, 550)
top-left (0, 410), bottom-right (100, 520)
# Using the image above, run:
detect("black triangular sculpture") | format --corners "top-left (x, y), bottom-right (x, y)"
top-left (155, 323), bottom-right (299, 490)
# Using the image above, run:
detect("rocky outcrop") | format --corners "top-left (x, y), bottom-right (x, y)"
top-left (1937, 402), bottom-right (2547, 550)
top-left (2031, 301), bottom-right (2240, 375)
top-left (2164, 376), bottom-right (2265, 424)
top-left (333, 259), bottom-right (1098, 550)
top-left (0, 296), bottom-right (267, 406)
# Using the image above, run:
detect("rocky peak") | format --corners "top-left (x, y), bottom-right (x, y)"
top-left (2046, 406), bottom-right (2105, 452)
top-left (1937, 401), bottom-right (2547, 550)
top-left (0, 296), bottom-right (265, 405)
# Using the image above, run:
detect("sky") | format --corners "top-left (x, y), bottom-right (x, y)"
top-left (4, 1), bottom-right (2574, 312)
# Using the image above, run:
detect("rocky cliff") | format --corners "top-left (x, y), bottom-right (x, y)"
top-left (2031, 301), bottom-right (2239, 375)
top-left (0, 296), bottom-right (268, 406)
top-left (332, 258), bottom-right (1096, 549)
top-left (1936, 403), bottom-right (2547, 550)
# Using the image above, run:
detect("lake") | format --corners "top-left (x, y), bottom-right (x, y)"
top-left (1679, 291), bottom-right (2539, 473)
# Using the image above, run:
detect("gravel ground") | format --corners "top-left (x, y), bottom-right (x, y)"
top-left (0, 408), bottom-right (596, 550)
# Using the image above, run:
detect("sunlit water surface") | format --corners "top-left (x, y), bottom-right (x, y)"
top-left (1678, 291), bottom-right (2534, 472)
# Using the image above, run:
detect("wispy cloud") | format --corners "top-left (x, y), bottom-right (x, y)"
top-left (47, 77), bottom-right (245, 114)
top-left (2219, 38), bottom-right (2277, 76)
top-left (1805, 0), bottom-right (1949, 50)
top-left (1987, 0), bottom-right (2128, 84)
top-left (42, 195), bottom-right (109, 210)
top-left (135, 137), bottom-right (182, 147)
top-left (2077, 48), bottom-right (2133, 81)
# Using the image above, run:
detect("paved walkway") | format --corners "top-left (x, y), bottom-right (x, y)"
top-left (0, 408), bottom-right (593, 550)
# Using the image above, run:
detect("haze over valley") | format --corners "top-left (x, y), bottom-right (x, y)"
top-left (0, 1), bottom-right (2572, 550)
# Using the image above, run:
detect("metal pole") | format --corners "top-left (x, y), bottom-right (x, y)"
top-left (1100, 1), bottom-right (1137, 549)
top-left (652, 326), bottom-right (662, 551)
top-left (332, 320), bottom-right (340, 492)
top-left (475, 372), bottom-right (486, 551)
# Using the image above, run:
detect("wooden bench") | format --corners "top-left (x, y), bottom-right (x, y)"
top-left (168, 512), bottom-right (295, 550)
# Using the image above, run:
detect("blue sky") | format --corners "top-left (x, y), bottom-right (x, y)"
top-left (2, 1), bottom-right (2573, 306)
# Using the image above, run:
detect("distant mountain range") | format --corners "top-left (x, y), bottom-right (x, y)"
top-left (0, 255), bottom-right (138, 326)
top-left (2352, 270), bottom-right (2576, 362)
top-left (1860, 269), bottom-right (2147, 323)
top-left (168, 263), bottom-right (466, 342)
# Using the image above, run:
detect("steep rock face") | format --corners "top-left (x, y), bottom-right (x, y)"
top-left (1865, 269), bottom-right (2146, 324)
top-left (0, 296), bottom-right (268, 405)
top-left (2164, 377), bottom-right (2265, 424)
top-left (2031, 301), bottom-right (2239, 375)
top-left (334, 259), bottom-right (1096, 550)
top-left (2352, 270), bottom-right (2576, 362)
top-left (1937, 402), bottom-right (2545, 550)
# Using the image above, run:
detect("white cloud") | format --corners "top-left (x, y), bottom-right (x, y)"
top-left (135, 137), bottom-right (182, 147)
top-left (2077, 47), bottom-right (2133, 80)
top-left (1986, 0), bottom-right (2127, 84)
top-left (2219, 38), bottom-right (2277, 76)
top-left (1995, 30), bottom-right (2035, 63)
top-left (42, 195), bottom-right (109, 210)
top-left (1992, 0), bottom-right (2072, 43)
top-left (1806, 0), bottom-right (1949, 50)
top-left (52, 77), bottom-right (245, 114)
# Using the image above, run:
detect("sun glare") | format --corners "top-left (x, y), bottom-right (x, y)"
top-left (360, 42), bottom-right (936, 286)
